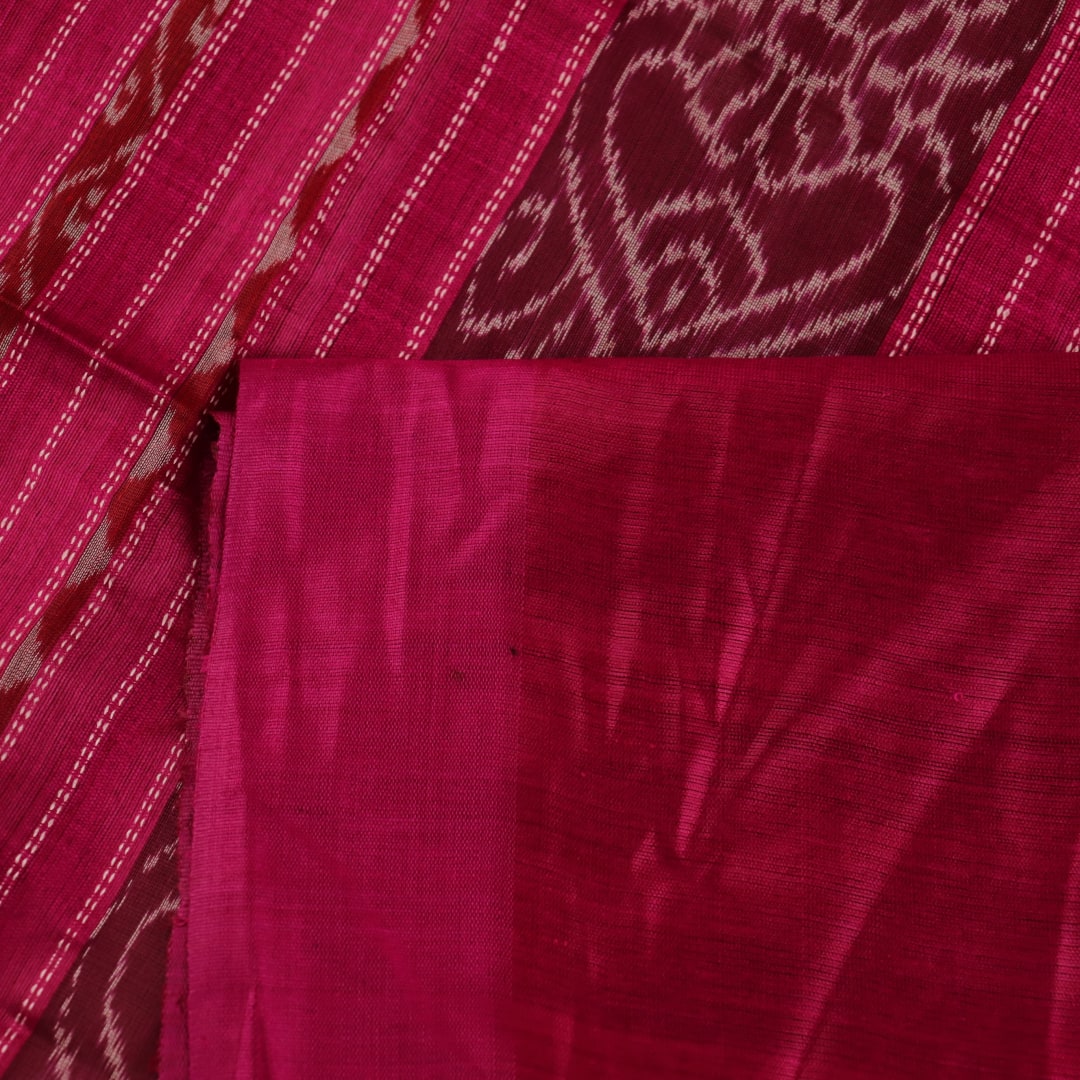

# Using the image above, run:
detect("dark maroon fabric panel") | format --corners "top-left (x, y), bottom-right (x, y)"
top-left (6, 792), bottom-right (180, 1080)
top-left (3, 0), bottom-right (1073, 1072)
top-left (427, 0), bottom-right (1063, 361)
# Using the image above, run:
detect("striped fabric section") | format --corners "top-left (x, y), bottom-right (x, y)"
top-left (881, 0), bottom-right (1080, 356)
top-left (0, 0), bottom-right (624, 1068)
top-left (0, 0), bottom-right (191, 251)
top-left (0, 0), bottom-right (232, 333)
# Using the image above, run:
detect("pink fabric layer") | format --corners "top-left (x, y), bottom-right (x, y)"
top-left (181, 355), bottom-right (1080, 1079)
top-left (180, 360), bottom-right (531, 1076)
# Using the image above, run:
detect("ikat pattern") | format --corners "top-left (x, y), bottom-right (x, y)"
top-left (429, 0), bottom-right (1063, 359)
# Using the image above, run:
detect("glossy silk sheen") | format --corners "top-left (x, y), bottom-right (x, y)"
top-left (179, 355), bottom-right (1080, 1079)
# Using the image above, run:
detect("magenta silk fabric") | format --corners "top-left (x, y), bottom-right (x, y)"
top-left (180, 361), bottom-right (530, 1077)
top-left (175, 355), bottom-right (1080, 1079)
top-left (6, 0), bottom-right (1080, 1077)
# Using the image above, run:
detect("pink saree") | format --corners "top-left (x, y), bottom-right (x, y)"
top-left (3, 1), bottom-right (1080, 1077)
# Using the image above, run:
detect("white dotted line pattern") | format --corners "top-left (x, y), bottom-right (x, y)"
top-left (0, 0), bottom-right (223, 272)
top-left (98, 0), bottom-right (340, 357)
top-left (1068, 316), bottom-right (1080, 352)
top-left (0, 420), bottom-right (202, 764)
top-left (183, 0), bottom-right (413, 370)
top-left (979, 161), bottom-right (1080, 352)
top-left (0, 0), bottom-right (342, 545)
top-left (888, 5), bottom-right (1080, 357)
top-left (0, 0), bottom-right (411, 751)
top-left (400, 2), bottom-right (612, 358)
top-left (0, 567), bottom-right (194, 909)
top-left (0, 0), bottom-right (253, 393)
top-left (0, 737), bottom-right (185, 1065)
top-left (245, 0), bottom-right (449, 352)
top-left (0, 0), bottom-right (93, 146)
top-left (316, 0), bottom-right (531, 357)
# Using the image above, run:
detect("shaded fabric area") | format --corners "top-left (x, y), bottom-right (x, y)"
top-left (428, 0), bottom-right (1064, 360)
top-left (180, 355), bottom-right (1080, 1078)
top-left (514, 358), bottom-right (1080, 1079)
top-left (6, 792), bottom-right (180, 1080)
